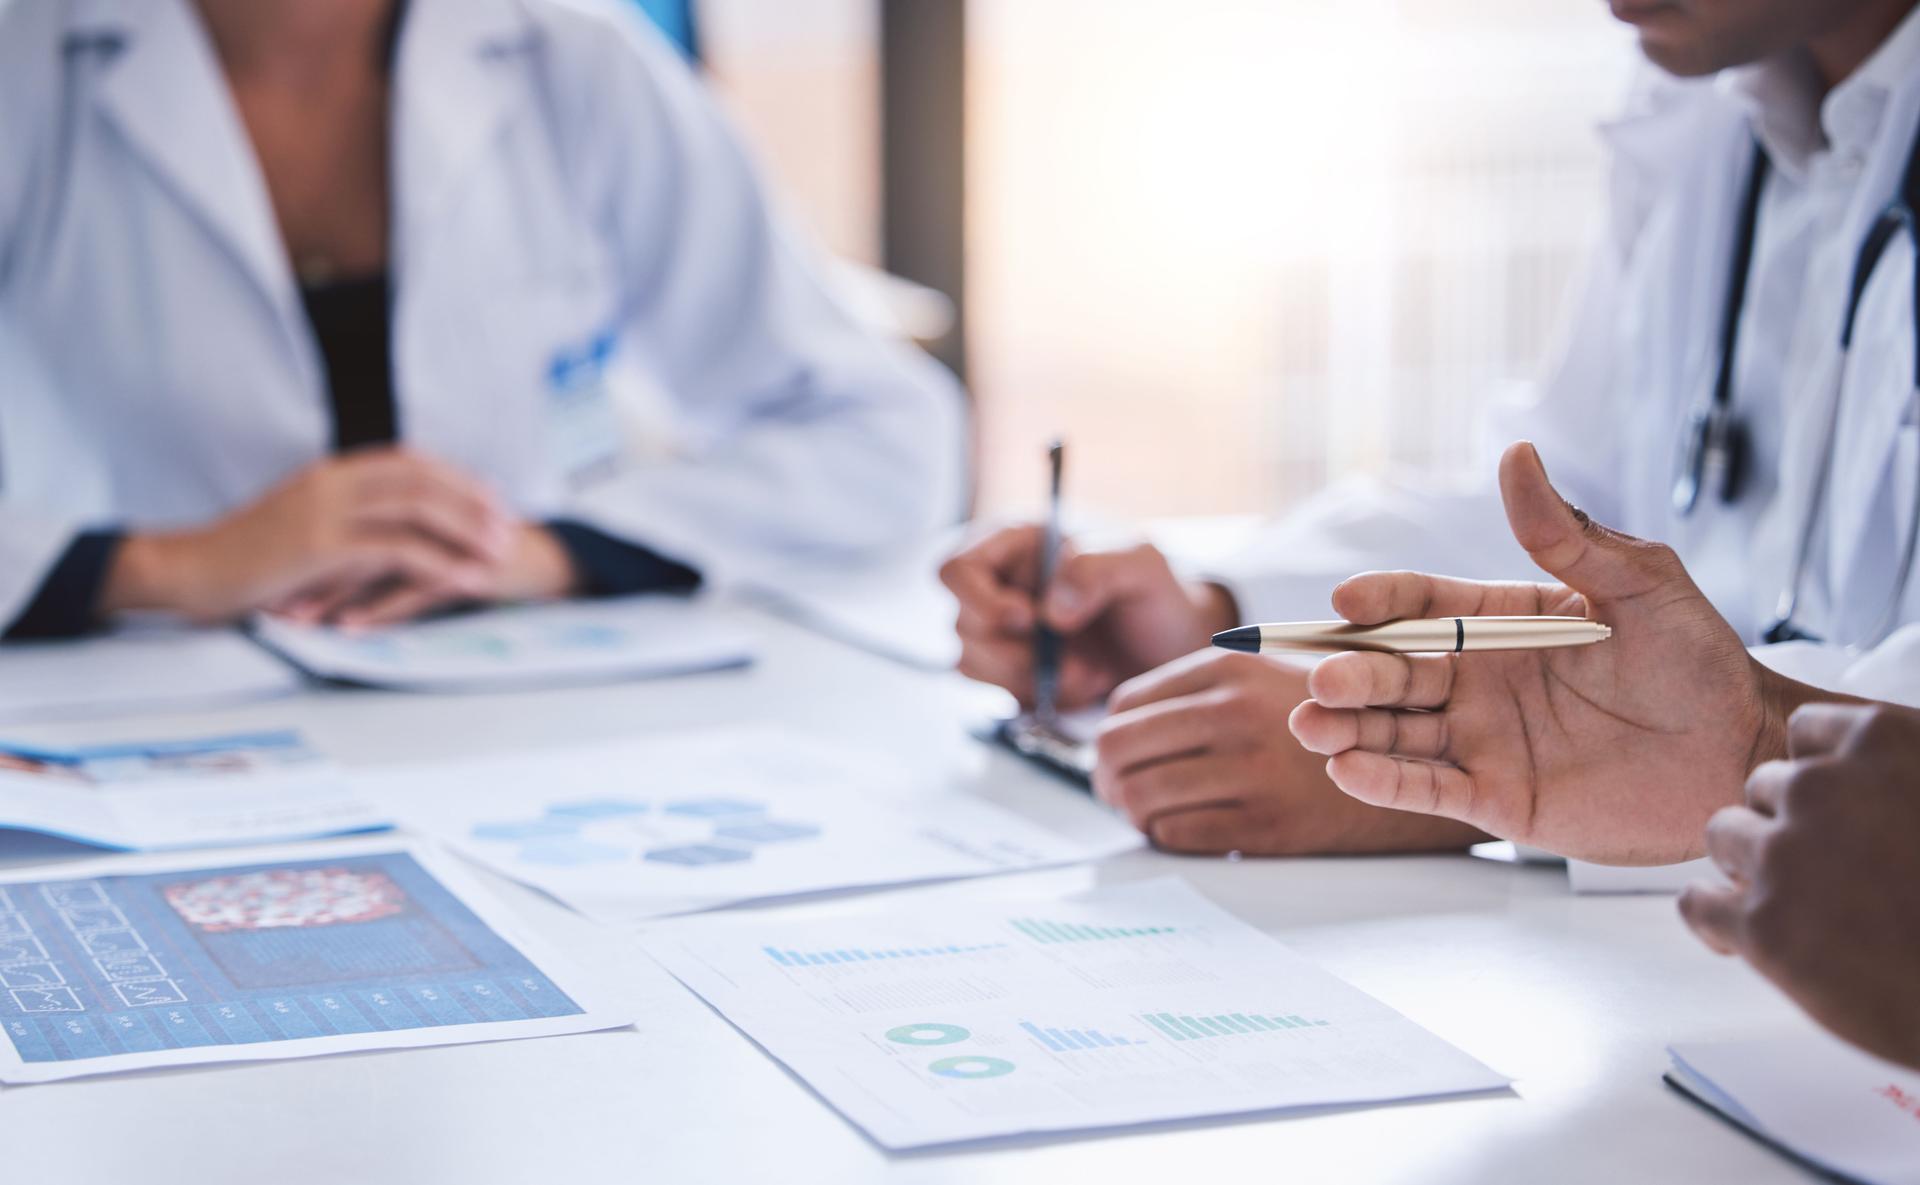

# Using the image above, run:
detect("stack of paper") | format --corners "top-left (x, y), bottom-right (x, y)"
top-left (363, 727), bottom-right (1140, 921)
top-left (1668, 1030), bottom-right (1920, 1184)
top-left (0, 840), bottom-right (627, 1083)
top-left (252, 596), bottom-right (754, 691)
top-left (0, 628), bottom-right (303, 724)
top-left (0, 730), bottom-right (387, 851)
top-left (645, 877), bottom-right (1509, 1148)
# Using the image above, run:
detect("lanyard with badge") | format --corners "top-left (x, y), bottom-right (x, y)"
top-left (1672, 121), bottom-right (1920, 647)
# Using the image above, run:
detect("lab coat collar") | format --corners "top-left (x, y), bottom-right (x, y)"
top-left (1720, 52), bottom-right (1823, 181)
top-left (71, 0), bottom-right (302, 340)
top-left (1720, 5), bottom-right (1920, 182)
top-left (392, 0), bottom-right (542, 274)
top-left (1826, 3), bottom-right (1920, 150)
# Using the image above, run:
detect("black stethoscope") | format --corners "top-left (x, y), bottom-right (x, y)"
top-left (1671, 121), bottom-right (1920, 647)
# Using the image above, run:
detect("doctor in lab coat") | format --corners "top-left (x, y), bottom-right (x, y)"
top-left (0, 0), bottom-right (964, 636)
top-left (942, 0), bottom-right (1920, 856)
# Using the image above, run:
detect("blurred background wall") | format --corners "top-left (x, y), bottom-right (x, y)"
top-left (663, 0), bottom-right (1637, 520)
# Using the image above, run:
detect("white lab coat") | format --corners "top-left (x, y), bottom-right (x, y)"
top-left (1208, 40), bottom-right (1920, 710)
top-left (0, 0), bottom-right (966, 629)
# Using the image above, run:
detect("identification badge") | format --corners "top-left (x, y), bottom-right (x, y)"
top-left (545, 328), bottom-right (627, 484)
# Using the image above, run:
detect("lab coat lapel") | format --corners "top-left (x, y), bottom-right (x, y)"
top-left (391, 0), bottom-right (537, 273)
top-left (84, 0), bottom-right (303, 347)
top-left (1826, 95), bottom-right (1920, 612)
top-left (1826, 268), bottom-right (1918, 610)
top-left (1596, 72), bottom-right (1731, 255)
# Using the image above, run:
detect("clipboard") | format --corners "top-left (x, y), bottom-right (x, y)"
top-left (976, 713), bottom-right (1096, 790)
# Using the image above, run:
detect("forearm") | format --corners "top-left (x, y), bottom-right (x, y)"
top-left (98, 531), bottom-right (238, 624)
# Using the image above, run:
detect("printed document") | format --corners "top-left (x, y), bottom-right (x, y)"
top-left (644, 877), bottom-right (1508, 1148)
top-left (0, 840), bottom-right (627, 1083)
top-left (1669, 1029), bottom-right (1920, 1185)
top-left (252, 596), bottom-right (753, 691)
top-left (0, 731), bottom-right (387, 851)
top-left (0, 628), bottom-right (302, 724)
top-left (365, 727), bottom-right (1140, 922)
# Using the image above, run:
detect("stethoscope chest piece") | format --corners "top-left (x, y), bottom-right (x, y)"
top-left (1672, 402), bottom-right (1749, 516)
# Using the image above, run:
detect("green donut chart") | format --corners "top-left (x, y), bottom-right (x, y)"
top-left (929, 1055), bottom-right (1017, 1079)
top-left (885, 1023), bottom-right (971, 1046)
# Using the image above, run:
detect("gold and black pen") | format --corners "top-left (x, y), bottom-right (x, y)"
top-left (1212, 616), bottom-right (1612, 655)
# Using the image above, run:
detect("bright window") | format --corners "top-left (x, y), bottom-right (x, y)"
top-left (703, 0), bottom-right (1639, 520)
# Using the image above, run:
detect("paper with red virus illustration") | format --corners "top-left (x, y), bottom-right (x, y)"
top-left (0, 840), bottom-right (628, 1083)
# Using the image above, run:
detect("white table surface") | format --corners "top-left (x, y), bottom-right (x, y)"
top-left (0, 605), bottom-right (1815, 1184)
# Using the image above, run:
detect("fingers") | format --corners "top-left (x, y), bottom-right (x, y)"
top-left (335, 580), bottom-right (467, 629)
top-left (347, 449), bottom-right (511, 560)
top-left (1701, 805), bottom-right (1769, 885)
top-left (1322, 749), bottom-right (1478, 822)
top-left (338, 532), bottom-right (493, 605)
top-left (1786, 702), bottom-right (1873, 759)
top-left (269, 531), bottom-right (493, 628)
top-left (1307, 652), bottom-right (1455, 710)
top-left (1329, 570), bottom-right (1543, 626)
top-left (1289, 702), bottom-right (1450, 761)
top-left (1092, 747), bottom-right (1247, 825)
top-left (1095, 692), bottom-right (1234, 777)
top-left (1677, 880), bottom-right (1745, 956)
top-left (1109, 649), bottom-right (1273, 715)
top-left (1043, 543), bottom-right (1174, 632)
top-left (940, 525), bottom-right (1042, 635)
top-left (1496, 440), bottom-right (1684, 601)
top-left (1744, 759), bottom-right (1794, 817)
top-left (273, 579), bottom-right (363, 626)
top-left (955, 638), bottom-right (1110, 711)
top-left (1145, 805), bottom-right (1256, 856)
top-left (350, 494), bottom-right (511, 565)
top-left (955, 633), bottom-right (1035, 703)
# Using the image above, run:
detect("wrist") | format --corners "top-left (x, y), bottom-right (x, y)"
top-left (504, 524), bottom-right (579, 601)
top-left (100, 534), bottom-right (193, 619)
top-left (1188, 581), bottom-right (1241, 637)
top-left (1749, 660), bottom-right (1870, 771)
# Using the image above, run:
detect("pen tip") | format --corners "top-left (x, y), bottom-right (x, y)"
top-left (1211, 626), bottom-right (1260, 653)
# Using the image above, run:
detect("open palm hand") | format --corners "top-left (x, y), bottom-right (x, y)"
top-left (1289, 442), bottom-right (1797, 865)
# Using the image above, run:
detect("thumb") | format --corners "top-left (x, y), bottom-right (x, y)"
top-left (1499, 440), bottom-right (1679, 602)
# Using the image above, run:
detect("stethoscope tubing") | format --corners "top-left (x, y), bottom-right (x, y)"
top-left (1685, 125), bottom-right (1920, 650)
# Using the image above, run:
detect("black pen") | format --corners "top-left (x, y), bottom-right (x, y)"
top-left (1033, 440), bottom-right (1065, 724)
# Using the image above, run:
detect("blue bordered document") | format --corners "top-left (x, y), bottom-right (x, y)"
top-left (0, 731), bottom-right (388, 851)
top-left (0, 840), bottom-right (627, 1083)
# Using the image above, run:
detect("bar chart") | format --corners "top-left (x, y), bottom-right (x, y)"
top-left (1138, 1011), bottom-right (1331, 1041)
top-left (1019, 1021), bottom-right (1145, 1051)
top-left (761, 942), bottom-right (1007, 967)
top-left (1008, 917), bottom-right (1177, 944)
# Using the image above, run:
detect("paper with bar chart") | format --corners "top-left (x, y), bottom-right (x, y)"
top-left (644, 877), bottom-right (1509, 1147)
top-left (365, 727), bottom-right (1139, 922)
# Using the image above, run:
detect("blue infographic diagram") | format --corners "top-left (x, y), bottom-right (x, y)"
top-left (343, 622), bottom-right (631, 665)
top-left (469, 797), bottom-right (823, 869)
top-left (0, 853), bottom-right (582, 1065)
